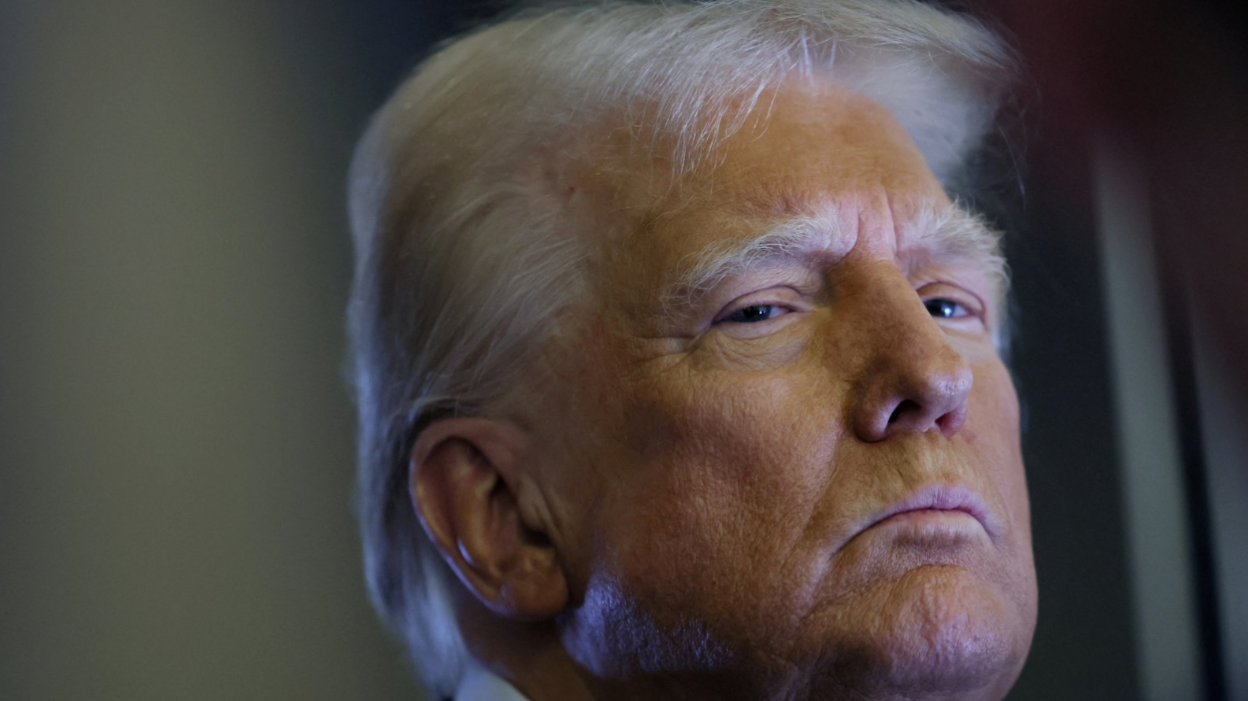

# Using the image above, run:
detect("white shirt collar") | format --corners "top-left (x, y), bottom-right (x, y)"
top-left (454, 666), bottom-right (532, 701)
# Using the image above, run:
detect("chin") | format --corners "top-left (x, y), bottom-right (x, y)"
top-left (802, 565), bottom-right (1031, 701)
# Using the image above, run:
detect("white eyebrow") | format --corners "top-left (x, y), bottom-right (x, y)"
top-left (908, 203), bottom-right (1006, 266)
top-left (662, 201), bottom-right (1008, 315)
top-left (664, 211), bottom-right (846, 312)
top-left (908, 204), bottom-right (1009, 298)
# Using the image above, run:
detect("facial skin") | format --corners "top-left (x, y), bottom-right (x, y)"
top-left (413, 81), bottom-right (1037, 701)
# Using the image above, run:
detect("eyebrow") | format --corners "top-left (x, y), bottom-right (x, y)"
top-left (910, 204), bottom-right (1009, 296)
top-left (662, 202), bottom-right (1007, 313)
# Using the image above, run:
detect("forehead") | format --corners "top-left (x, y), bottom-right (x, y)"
top-left (582, 84), bottom-right (958, 298)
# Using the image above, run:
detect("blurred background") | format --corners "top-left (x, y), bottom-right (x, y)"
top-left (0, 1), bottom-right (1243, 699)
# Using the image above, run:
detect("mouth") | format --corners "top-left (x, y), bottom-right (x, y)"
top-left (852, 484), bottom-right (994, 546)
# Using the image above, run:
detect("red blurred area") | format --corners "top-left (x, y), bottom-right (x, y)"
top-left (995, 0), bottom-right (1248, 396)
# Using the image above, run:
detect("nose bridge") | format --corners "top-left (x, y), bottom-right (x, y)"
top-left (840, 262), bottom-right (973, 442)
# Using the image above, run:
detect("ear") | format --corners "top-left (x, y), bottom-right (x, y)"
top-left (410, 417), bottom-right (569, 621)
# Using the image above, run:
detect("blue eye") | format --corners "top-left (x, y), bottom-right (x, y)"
top-left (924, 298), bottom-right (968, 319)
top-left (722, 304), bottom-right (784, 323)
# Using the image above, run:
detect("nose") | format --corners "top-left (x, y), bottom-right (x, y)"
top-left (845, 272), bottom-right (973, 443)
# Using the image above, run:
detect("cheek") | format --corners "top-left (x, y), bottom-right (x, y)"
top-left (596, 364), bottom-right (846, 633)
top-left (969, 366), bottom-right (1029, 529)
top-left (966, 362), bottom-right (1036, 609)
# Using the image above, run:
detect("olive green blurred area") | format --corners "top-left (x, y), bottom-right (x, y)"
top-left (0, 2), bottom-right (426, 698)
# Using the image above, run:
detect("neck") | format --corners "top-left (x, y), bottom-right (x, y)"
top-left (456, 596), bottom-right (1012, 701)
top-left (458, 600), bottom-right (742, 701)
top-left (457, 596), bottom-right (595, 701)
top-left (459, 608), bottom-right (759, 701)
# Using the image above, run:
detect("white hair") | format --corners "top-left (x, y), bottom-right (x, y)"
top-left (346, 0), bottom-right (1014, 695)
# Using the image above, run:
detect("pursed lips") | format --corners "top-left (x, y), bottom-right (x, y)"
top-left (839, 483), bottom-right (995, 552)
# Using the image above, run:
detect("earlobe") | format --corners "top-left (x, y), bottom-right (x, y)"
top-left (410, 417), bottom-right (569, 621)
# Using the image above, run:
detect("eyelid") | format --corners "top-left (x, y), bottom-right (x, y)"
top-left (711, 286), bottom-right (811, 327)
top-left (716, 303), bottom-right (790, 324)
top-left (917, 283), bottom-right (988, 324)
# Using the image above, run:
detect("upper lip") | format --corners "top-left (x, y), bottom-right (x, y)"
top-left (857, 484), bottom-right (993, 540)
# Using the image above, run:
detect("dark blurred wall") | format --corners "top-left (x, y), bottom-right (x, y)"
top-left (991, 1), bottom-right (1248, 697)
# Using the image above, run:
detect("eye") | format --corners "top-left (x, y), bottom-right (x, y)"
top-left (718, 304), bottom-right (789, 324)
top-left (924, 298), bottom-right (971, 319)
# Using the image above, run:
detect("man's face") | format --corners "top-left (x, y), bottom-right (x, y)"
top-left (526, 85), bottom-right (1036, 700)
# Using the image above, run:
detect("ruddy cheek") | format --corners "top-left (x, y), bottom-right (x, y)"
top-left (614, 382), bottom-right (782, 546)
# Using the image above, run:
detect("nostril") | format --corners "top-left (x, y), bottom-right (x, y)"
top-left (935, 403), bottom-right (968, 437)
top-left (887, 399), bottom-right (921, 426)
top-left (884, 398), bottom-right (966, 437)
